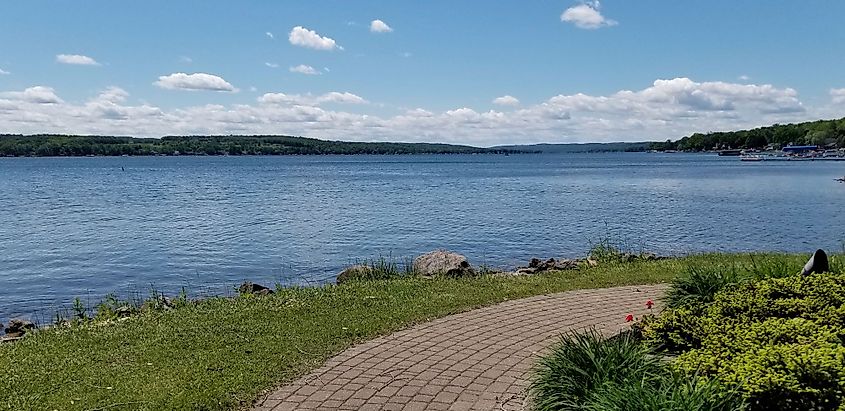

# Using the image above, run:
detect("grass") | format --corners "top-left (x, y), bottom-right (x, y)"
top-left (0, 253), bottom-right (812, 410)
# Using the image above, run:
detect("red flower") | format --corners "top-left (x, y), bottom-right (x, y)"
top-left (625, 314), bottom-right (634, 322)
top-left (646, 300), bottom-right (654, 309)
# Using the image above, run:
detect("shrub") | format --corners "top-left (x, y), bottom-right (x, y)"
top-left (643, 273), bottom-right (845, 410)
top-left (529, 330), bottom-right (662, 411)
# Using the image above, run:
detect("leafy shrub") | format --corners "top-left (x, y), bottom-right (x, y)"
top-left (529, 330), bottom-right (663, 410)
top-left (643, 273), bottom-right (845, 410)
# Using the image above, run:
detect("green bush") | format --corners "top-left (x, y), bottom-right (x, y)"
top-left (529, 330), bottom-right (663, 410)
top-left (643, 273), bottom-right (845, 410)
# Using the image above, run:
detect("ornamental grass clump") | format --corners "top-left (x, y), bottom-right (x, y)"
top-left (529, 330), bottom-right (663, 411)
top-left (530, 330), bottom-right (742, 411)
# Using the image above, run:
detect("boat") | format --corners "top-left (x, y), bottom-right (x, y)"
top-left (740, 155), bottom-right (763, 162)
top-left (718, 149), bottom-right (742, 156)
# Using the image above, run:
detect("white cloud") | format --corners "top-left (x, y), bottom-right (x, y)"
top-left (0, 86), bottom-right (63, 104)
top-left (289, 64), bottom-right (320, 75)
top-left (265, 62), bottom-right (280, 68)
top-left (738, 75), bottom-right (751, 82)
top-left (154, 72), bottom-right (238, 92)
top-left (400, 52), bottom-right (413, 58)
top-left (258, 91), bottom-right (367, 106)
top-left (0, 78), bottom-right (830, 146)
top-left (370, 19), bottom-right (393, 33)
top-left (0, 68), bottom-right (9, 75)
top-left (265, 31), bottom-right (274, 40)
top-left (56, 54), bottom-right (100, 66)
top-left (179, 56), bottom-right (193, 64)
top-left (561, 1), bottom-right (617, 29)
top-left (288, 26), bottom-right (342, 51)
top-left (492, 95), bottom-right (520, 106)
top-left (831, 88), bottom-right (845, 104)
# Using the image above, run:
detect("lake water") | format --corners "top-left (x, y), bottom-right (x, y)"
top-left (2, 153), bottom-right (844, 321)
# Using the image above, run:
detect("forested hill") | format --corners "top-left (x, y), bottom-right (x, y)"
top-left (650, 117), bottom-right (845, 151)
top-left (0, 135), bottom-right (520, 157)
top-left (494, 142), bottom-right (652, 153)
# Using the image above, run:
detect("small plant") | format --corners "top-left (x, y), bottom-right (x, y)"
top-left (72, 297), bottom-right (87, 321)
top-left (173, 287), bottom-right (190, 309)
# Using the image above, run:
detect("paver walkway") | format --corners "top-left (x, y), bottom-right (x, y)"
top-left (254, 284), bottom-right (666, 411)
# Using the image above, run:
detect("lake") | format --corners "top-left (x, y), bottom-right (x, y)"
top-left (1, 153), bottom-right (844, 321)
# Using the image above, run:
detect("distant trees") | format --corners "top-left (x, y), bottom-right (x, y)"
top-left (649, 117), bottom-right (845, 151)
top-left (0, 135), bottom-right (517, 157)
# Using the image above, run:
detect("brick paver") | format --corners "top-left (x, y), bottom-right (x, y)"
top-left (254, 284), bottom-right (666, 410)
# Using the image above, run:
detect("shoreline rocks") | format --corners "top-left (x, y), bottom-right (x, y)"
top-left (413, 250), bottom-right (475, 277)
top-left (4, 319), bottom-right (35, 338)
top-left (238, 282), bottom-right (274, 296)
top-left (336, 264), bottom-right (374, 285)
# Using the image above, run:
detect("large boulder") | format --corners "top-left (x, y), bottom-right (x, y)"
top-left (336, 264), bottom-right (374, 285)
top-left (413, 250), bottom-right (475, 277)
top-left (4, 319), bottom-right (35, 338)
top-left (238, 282), bottom-right (274, 296)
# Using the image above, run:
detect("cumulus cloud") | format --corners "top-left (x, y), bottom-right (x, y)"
top-left (561, 1), bottom-right (617, 29)
top-left (265, 31), bottom-right (274, 39)
top-left (370, 19), bottom-right (393, 33)
top-left (0, 78), bottom-right (829, 146)
top-left (288, 26), bottom-right (341, 51)
top-left (289, 64), bottom-right (320, 75)
top-left (154, 72), bottom-right (238, 92)
top-left (56, 54), bottom-right (100, 66)
top-left (0, 68), bottom-right (9, 75)
top-left (830, 88), bottom-right (845, 104)
top-left (0, 86), bottom-right (63, 104)
top-left (265, 62), bottom-right (280, 68)
top-left (492, 95), bottom-right (520, 106)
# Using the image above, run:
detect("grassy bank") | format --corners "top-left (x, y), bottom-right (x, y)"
top-left (0, 253), bottom-right (812, 410)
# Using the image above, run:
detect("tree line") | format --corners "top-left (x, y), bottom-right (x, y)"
top-left (0, 135), bottom-right (518, 157)
top-left (649, 117), bottom-right (845, 151)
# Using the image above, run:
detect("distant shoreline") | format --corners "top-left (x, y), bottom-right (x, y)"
top-left (0, 134), bottom-right (660, 157)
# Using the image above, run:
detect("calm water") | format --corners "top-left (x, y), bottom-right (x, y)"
top-left (2, 153), bottom-right (844, 320)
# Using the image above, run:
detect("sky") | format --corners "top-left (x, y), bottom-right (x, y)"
top-left (1, 1), bottom-right (844, 146)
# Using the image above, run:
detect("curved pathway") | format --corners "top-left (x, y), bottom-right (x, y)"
top-left (254, 284), bottom-right (666, 411)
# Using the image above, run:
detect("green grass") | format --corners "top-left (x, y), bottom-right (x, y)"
top-left (0, 253), bottom-right (810, 410)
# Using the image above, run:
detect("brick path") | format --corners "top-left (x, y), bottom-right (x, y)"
top-left (254, 284), bottom-right (666, 411)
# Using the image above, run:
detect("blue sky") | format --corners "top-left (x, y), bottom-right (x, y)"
top-left (0, 1), bottom-right (843, 145)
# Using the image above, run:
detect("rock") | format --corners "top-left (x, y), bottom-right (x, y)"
top-left (115, 306), bottom-right (133, 318)
top-left (802, 249), bottom-right (830, 275)
top-left (4, 319), bottom-right (35, 338)
top-left (336, 264), bottom-right (374, 284)
top-left (515, 267), bottom-right (538, 275)
top-left (141, 295), bottom-right (174, 312)
top-left (238, 282), bottom-right (274, 296)
top-left (413, 250), bottom-right (475, 277)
